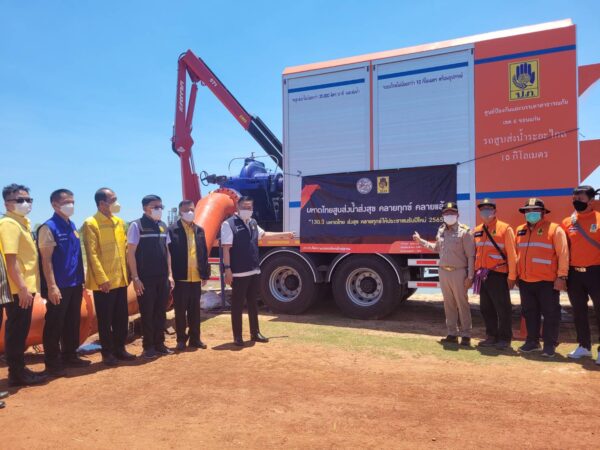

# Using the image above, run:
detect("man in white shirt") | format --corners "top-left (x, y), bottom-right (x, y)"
top-left (220, 196), bottom-right (293, 346)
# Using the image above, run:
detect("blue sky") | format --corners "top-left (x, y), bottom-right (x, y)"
top-left (1, 0), bottom-right (599, 226)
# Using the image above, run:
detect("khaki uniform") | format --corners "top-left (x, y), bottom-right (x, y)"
top-left (422, 223), bottom-right (475, 337)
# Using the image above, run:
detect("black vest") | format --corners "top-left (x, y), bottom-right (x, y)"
top-left (134, 215), bottom-right (168, 279)
top-left (226, 215), bottom-right (260, 274)
top-left (167, 220), bottom-right (210, 281)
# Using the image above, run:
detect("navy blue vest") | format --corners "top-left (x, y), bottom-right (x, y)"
top-left (134, 215), bottom-right (169, 279)
top-left (42, 213), bottom-right (84, 289)
top-left (226, 216), bottom-right (260, 274)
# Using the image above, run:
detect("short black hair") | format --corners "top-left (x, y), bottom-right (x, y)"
top-left (50, 189), bottom-right (73, 204)
top-left (94, 187), bottom-right (113, 206)
top-left (573, 185), bottom-right (598, 199)
top-left (142, 194), bottom-right (162, 207)
top-left (238, 196), bottom-right (254, 204)
top-left (178, 199), bottom-right (195, 209)
top-left (2, 183), bottom-right (29, 200)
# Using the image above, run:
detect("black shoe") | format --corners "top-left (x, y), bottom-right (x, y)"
top-left (0, 401), bottom-right (4, 409)
top-left (102, 354), bottom-right (119, 366)
top-left (233, 338), bottom-right (245, 347)
top-left (155, 345), bottom-right (174, 356)
top-left (63, 355), bottom-right (92, 367)
top-left (114, 349), bottom-right (136, 361)
top-left (495, 340), bottom-right (511, 350)
top-left (251, 332), bottom-right (269, 343)
top-left (142, 349), bottom-right (158, 360)
top-left (542, 345), bottom-right (556, 358)
top-left (440, 335), bottom-right (458, 344)
top-left (44, 365), bottom-right (67, 378)
top-left (519, 341), bottom-right (541, 353)
top-left (0, 391), bottom-right (8, 400)
top-left (176, 342), bottom-right (186, 351)
top-left (477, 337), bottom-right (497, 348)
top-left (8, 370), bottom-right (47, 387)
top-left (189, 340), bottom-right (207, 349)
top-left (460, 337), bottom-right (471, 347)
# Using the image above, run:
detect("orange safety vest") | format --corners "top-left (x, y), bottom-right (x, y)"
top-left (515, 220), bottom-right (559, 282)
top-left (474, 219), bottom-right (510, 274)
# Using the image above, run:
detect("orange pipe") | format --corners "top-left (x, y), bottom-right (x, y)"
top-left (0, 190), bottom-right (236, 353)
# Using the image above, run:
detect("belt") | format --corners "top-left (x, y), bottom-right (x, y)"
top-left (571, 265), bottom-right (600, 273)
top-left (440, 266), bottom-right (466, 271)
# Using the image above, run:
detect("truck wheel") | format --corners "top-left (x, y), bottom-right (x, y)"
top-left (401, 288), bottom-right (417, 302)
top-left (331, 256), bottom-right (401, 319)
top-left (260, 253), bottom-right (319, 314)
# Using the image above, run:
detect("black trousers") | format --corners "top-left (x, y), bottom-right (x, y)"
top-left (1, 296), bottom-right (33, 377)
top-left (93, 286), bottom-right (128, 356)
top-left (137, 276), bottom-right (169, 350)
top-left (479, 271), bottom-right (513, 342)
top-left (173, 281), bottom-right (202, 344)
top-left (519, 280), bottom-right (561, 347)
top-left (43, 285), bottom-right (83, 367)
top-left (230, 274), bottom-right (261, 340)
top-left (567, 265), bottom-right (600, 350)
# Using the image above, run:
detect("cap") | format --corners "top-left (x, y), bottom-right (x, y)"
top-left (442, 201), bottom-right (458, 213)
top-left (477, 198), bottom-right (496, 209)
top-left (518, 198), bottom-right (550, 214)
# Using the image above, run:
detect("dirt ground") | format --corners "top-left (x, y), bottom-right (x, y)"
top-left (2, 292), bottom-right (600, 449)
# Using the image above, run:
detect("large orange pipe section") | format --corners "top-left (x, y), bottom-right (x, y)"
top-left (0, 191), bottom-right (236, 353)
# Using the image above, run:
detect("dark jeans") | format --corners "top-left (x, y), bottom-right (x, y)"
top-left (519, 280), bottom-right (561, 347)
top-left (567, 266), bottom-right (600, 350)
top-left (479, 271), bottom-right (513, 342)
top-left (173, 281), bottom-right (202, 344)
top-left (1, 296), bottom-right (33, 377)
top-left (93, 287), bottom-right (128, 357)
top-left (137, 276), bottom-right (169, 350)
top-left (43, 285), bottom-right (83, 367)
top-left (230, 274), bottom-right (261, 340)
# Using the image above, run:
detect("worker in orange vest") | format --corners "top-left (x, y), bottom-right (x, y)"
top-left (561, 185), bottom-right (600, 364)
top-left (515, 198), bottom-right (569, 357)
top-left (473, 198), bottom-right (517, 350)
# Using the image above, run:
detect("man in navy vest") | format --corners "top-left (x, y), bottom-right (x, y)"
top-left (221, 196), bottom-right (294, 346)
top-left (168, 200), bottom-right (210, 351)
top-left (38, 189), bottom-right (89, 377)
top-left (127, 195), bottom-right (174, 359)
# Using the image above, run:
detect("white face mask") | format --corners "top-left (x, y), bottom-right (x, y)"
top-left (13, 201), bottom-right (32, 217)
top-left (151, 208), bottom-right (163, 221)
top-left (59, 203), bottom-right (75, 217)
top-left (181, 211), bottom-right (194, 223)
top-left (443, 214), bottom-right (458, 226)
top-left (109, 201), bottom-right (121, 214)
top-left (238, 210), bottom-right (253, 221)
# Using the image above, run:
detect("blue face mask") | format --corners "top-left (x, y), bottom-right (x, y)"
top-left (525, 211), bottom-right (542, 224)
top-left (480, 209), bottom-right (495, 221)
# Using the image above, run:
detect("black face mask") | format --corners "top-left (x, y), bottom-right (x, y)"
top-left (573, 200), bottom-right (589, 212)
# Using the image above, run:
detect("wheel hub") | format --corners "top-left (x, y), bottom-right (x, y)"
top-left (269, 266), bottom-right (302, 303)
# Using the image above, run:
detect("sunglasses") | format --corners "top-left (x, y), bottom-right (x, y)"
top-left (7, 198), bottom-right (34, 204)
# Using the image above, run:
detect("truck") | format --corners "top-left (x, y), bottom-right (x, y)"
top-left (173, 19), bottom-right (600, 320)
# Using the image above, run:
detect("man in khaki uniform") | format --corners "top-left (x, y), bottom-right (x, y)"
top-left (414, 202), bottom-right (476, 345)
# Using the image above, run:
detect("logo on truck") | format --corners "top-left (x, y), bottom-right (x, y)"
top-left (509, 60), bottom-right (539, 100)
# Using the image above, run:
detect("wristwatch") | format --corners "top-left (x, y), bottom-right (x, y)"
top-left (133, 276), bottom-right (140, 282)
top-left (223, 265), bottom-right (231, 270)
top-left (559, 276), bottom-right (568, 281)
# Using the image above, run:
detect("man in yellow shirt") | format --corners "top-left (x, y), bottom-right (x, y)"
top-left (81, 188), bottom-right (134, 366)
top-left (168, 200), bottom-right (210, 351)
top-left (0, 183), bottom-right (47, 386)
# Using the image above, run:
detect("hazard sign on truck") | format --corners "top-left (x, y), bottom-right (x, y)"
top-left (255, 19), bottom-right (600, 319)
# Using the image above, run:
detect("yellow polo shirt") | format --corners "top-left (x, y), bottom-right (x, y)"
top-left (182, 221), bottom-right (201, 282)
top-left (0, 211), bottom-right (40, 294)
top-left (81, 211), bottom-right (128, 291)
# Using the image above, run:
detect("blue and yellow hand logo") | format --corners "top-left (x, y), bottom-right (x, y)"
top-left (509, 60), bottom-right (539, 100)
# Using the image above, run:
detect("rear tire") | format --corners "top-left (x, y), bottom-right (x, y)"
top-left (260, 253), bottom-right (319, 314)
top-left (331, 256), bottom-right (401, 319)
